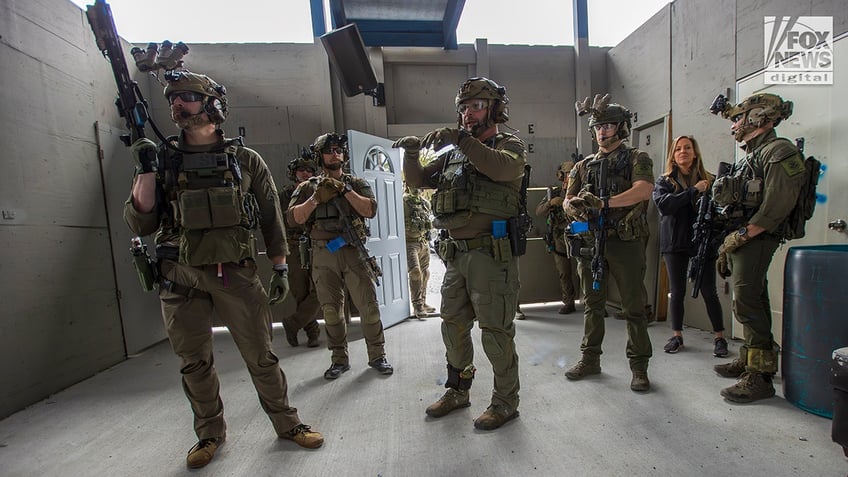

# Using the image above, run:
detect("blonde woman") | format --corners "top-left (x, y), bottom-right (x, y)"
top-left (652, 136), bottom-right (726, 356)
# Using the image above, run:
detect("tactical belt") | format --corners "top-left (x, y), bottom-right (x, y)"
top-left (159, 277), bottom-right (211, 300)
top-left (449, 235), bottom-right (493, 253)
top-left (311, 238), bottom-right (352, 249)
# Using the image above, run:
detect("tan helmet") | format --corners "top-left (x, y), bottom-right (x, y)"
top-left (455, 77), bottom-right (510, 125)
top-left (576, 94), bottom-right (632, 142)
top-left (556, 160), bottom-right (575, 181)
top-left (711, 93), bottom-right (792, 141)
top-left (163, 71), bottom-right (228, 124)
top-left (310, 133), bottom-right (348, 167)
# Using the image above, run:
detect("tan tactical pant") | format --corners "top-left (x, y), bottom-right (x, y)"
top-left (553, 233), bottom-right (577, 303)
top-left (311, 242), bottom-right (386, 365)
top-left (441, 247), bottom-right (520, 410)
top-left (406, 238), bottom-right (431, 308)
top-left (576, 234), bottom-right (653, 372)
top-left (159, 259), bottom-right (301, 440)
top-left (282, 246), bottom-right (320, 335)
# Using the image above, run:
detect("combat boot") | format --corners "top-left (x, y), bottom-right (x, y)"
top-left (283, 322), bottom-right (299, 347)
top-left (305, 322), bottom-right (320, 348)
top-left (565, 359), bottom-right (601, 380)
top-left (558, 301), bottom-right (576, 314)
top-left (720, 372), bottom-right (776, 403)
top-left (425, 388), bottom-right (470, 417)
top-left (630, 371), bottom-right (650, 392)
top-left (473, 403), bottom-right (519, 430)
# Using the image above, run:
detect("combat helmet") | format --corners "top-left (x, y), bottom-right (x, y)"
top-left (287, 148), bottom-right (318, 181)
top-left (310, 133), bottom-right (348, 166)
top-left (455, 77), bottom-right (510, 126)
top-left (575, 94), bottom-right (632, 144)
top-left (164, 71), bottom-right (228, 124)
top-left (556, 160), bottom-right (575, 182)
top-left (710, 92), bottom-right (792, 141)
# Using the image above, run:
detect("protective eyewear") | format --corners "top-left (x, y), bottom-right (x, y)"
top-left (168, 91), bottom-right (205, 104)
top-left (321, 146), bottom-right (344, 155)
top-left (457, 99), bottom-right (489, 114)
top-left (592, 123), bottom-right (617, 131)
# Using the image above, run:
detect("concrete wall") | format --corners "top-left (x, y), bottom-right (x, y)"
top-left (2, 0), bottom-right (846, 419)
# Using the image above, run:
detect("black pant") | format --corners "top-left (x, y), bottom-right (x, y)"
top-left (663, 252), bottom-right (724, 333)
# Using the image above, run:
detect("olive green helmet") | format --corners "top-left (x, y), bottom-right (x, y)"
top-left (287, 148), bottom-right (318, 181)
top-left (722, 93), bottom-right (792, 127)
top-left (163, 71), bottom-right (228, 124)
top-left (310, 133), bottom-right (348, 166)
top-left (455, 77), bottom-right (510, 124)
top-left (587, 104), bottom-right (632, 140)
top-left (556, 160), bottom-right (575, 181)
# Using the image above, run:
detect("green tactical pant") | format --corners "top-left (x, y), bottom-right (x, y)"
top-left (159, 259), bottom-right (302, 440)
top-left (553, 233), bottom-right (577, 303)
top-left (282, 245), bottom-right (320, 335)
top-left (312, 241), bottom-right (386, 365)
top-left (441, 247), bottom-right (520, 410)
top-left (727, 236), bottom-right (780, 373)
top-left (576, 234), bottom-right (652, 372)
top-left (406, 237), bottom-right (431, 308)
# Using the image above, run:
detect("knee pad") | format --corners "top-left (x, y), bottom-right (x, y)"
top-left (322, 304), bottom-right (342, 325)
top-left (361, 303), bottom-right (381, 325)
top-left (481, 330), bottom-right (506, 359)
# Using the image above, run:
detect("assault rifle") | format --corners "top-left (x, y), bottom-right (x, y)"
top-left (543, 187), bottom-right (569, 257)
top-left (687, 161), bottom-right (731, 297)
top-left (329, 197), bottom-right (383, 286)
top-left (87, 0), bottom-right (152, 147)
top-left (507, 164), bottom-right (533, 256)
top-left (587, 156), bottom-right (609, 291)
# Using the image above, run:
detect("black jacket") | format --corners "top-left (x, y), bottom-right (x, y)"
top-left (652, 172), bottom-right (699, 255)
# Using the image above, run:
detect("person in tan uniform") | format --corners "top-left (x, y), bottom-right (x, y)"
top-left (396, 77), bottom-right (527, 430)
top-left (403, 185), bottom-right (436, 319)
top-left (287, 133), bottom-right (394, 380)
top-left (124, 71), bottom-right (322, 468)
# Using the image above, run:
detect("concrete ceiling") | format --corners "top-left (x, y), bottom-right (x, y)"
top-left (311, 0), bottom-right (466, 50)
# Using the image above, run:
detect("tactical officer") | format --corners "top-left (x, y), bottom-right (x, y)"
top-left (535, 160), bottom-right (578, 314)
top-left (287, 133), bottom-right (394, 380)
top-left (563, 94), bottom-right (654, 392)
top-left (396, 77), bottom-right (527, 430)
top-left (709, 93), bottom-right (804, 403)
top-left (279, 152), bottom-right (322, 347)
top-left (403, 185), bottom-right (436, 319)
top-left (124, 71), bottom-right (323, 469)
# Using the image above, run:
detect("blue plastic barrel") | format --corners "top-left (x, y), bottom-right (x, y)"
top-left (783, 244), bottom-right (848, 418)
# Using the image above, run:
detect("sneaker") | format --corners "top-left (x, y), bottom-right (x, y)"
top-left (558, 302), bottom-right (576, 314)
top-left (186, 436), bottom-right (224, 469)
top-left (425, 388), bottom-right (470, 417)
top-left (720, 372), bottom-right (775, 403)
top-left (713, 337), bottom-right (729, 357)
top-left (564, 360), bottom-right (601, 380)
top-left (368, 357), bottom-right (394, 375)
top-left (323, 363), bottom-right (350, 380)
top-left (663, 335), bottom-right (684, 354)
top-left (714, 358), bottom-right (746, 378)
top-left (473, 404), bottom-right (519, 430)
top-left (280, 424), bottom-right (324, 449)
top-left (630, 371), bottom-right (650, 392)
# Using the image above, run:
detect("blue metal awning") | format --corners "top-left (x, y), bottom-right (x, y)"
top-left (310, 0), bottom-right (466, 50)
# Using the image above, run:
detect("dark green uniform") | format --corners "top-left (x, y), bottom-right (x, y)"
top-left (403, 191), bottom-right (433, 313)
top-left (404, 132), bottom-right (527, 411)
top-left (124, 130), bottom-right (302, 440)
top-left (280, 183), bottom-right (321, 343)
top-left (535, 186), bottom-right (577, 307)
top-left (286, 174), bottom-right (387, 366)
top-left (714, 129), bottom-right (806, 373)
top-left (566, 144), bottom-right (654, 372)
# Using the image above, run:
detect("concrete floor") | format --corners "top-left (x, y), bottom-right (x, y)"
top-left (1, 266), bottom-right (846, 476)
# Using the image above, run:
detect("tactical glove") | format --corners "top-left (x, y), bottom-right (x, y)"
top-left (577, 191), bottom-right (606, 209)
top-left (721, 231), bottom-right (749, 254)
top-left (392, 136), bottom-right (421, 151)
top-left (564, 197), bottom-right (589, 222)
top-left (313, 186), bottom-right (338, 204)
top-left (268, 268), bottom-right (290, 305)
top-left (716, 250), bottom-right (730, 279)
top-left (131, 138), bottom-right (158, 173)
top-left (422, 128), bottom-right (465, 150)
top-left (320, 177), bottom-right (346, 194)
top-left (549, 196), bottom-right (564, 208)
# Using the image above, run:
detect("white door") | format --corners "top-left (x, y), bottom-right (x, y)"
top-left (347, 130), bottom-right (410, 328)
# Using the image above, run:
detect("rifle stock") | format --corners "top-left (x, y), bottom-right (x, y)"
top-left (588, 157), bottom-right (609, 291)
top-left (688, 192), bottom-right (713, 298)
